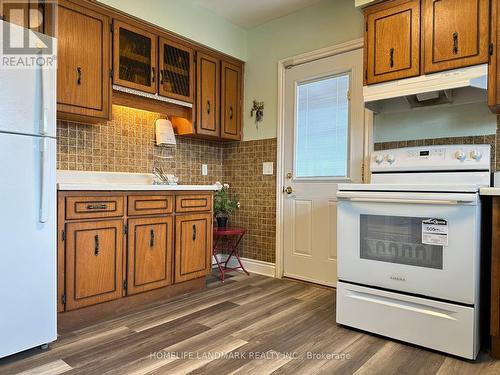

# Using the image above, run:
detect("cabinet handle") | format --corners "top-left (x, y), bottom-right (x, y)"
top-left (207, 100), bottom-right (211, 115)
top-left (160, 69), bottom-right (164, 84)
top-left (229, 106), bottom-right (233, 120)
top-left (150, 229), bottom-right (155, 247)
top-left (151, 67), bottom-right (155, 83)
top-left (77, 67), bottom-right (82, 85)
top-left (192, 224), bottom-right (197, 241)
top-left (453, 32), bottom-right (459, 55)
top-left (389, 48), bottom-right (394, 68)
top-left (86, 204), bottom-right (107, 210)
top-left (94, 234), bottom-right (99, 256)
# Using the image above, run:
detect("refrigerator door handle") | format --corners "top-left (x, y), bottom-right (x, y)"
top-left (39, 63), bottom-right (50, 136)
top-left (39, 138), bottom-right (50, 223)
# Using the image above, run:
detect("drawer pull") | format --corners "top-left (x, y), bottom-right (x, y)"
top-left (192, 224), bottom-right (197, 241)
top-left (389, 48), bottom-right (394, 68)
top-left (94, 234), bottom-right (100, 256)
top-left (452, 32), bottom-right (459, 55)
top-left (150, 229), bottom-right (155, 247)
top-left (86, 204), bottom-right (107, 210)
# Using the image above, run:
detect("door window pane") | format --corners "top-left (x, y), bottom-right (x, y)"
top-left (360, 215), bottom-right (443, 269)
top-left (295, 74), bottom-right (349, 178)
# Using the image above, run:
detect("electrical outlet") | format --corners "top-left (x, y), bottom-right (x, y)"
top-left (263, 162), bottom-right (273, 175)
top-left (202, 164), bottom-right (208, 176)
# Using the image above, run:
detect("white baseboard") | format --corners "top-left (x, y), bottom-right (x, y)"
top-left (212, 255), bottom-right (275, 277)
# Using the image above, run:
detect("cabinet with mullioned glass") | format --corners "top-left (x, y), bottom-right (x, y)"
top-left (159, 38), bottom-right (194, 103)
top-left (113, 20), bottom-right (157, 94)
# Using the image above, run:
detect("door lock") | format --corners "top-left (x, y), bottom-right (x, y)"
top-left (283, 186), bottom-right (293, 194)
top-left (286, 172), bottom-right (292, 179)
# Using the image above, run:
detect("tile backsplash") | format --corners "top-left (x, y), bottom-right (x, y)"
top-left (57, 105), bottom-right (278, 263)
top-left (57, 106), bottom-right (223, 185)
top-left (223, 139), bottom-right (277, 263)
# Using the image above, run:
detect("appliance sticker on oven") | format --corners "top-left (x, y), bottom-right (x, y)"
top-left (422, 218), bottom-right (448, 246)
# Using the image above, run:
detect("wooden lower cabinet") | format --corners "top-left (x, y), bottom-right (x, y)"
top-left (127, 217), bottom-right (173, 295)
top-left (65, 220), bottom-right (124, 311)
top-left (59, 191), bottom-right (213, 313)
top-left (175, 213), bottom-right (212, 283)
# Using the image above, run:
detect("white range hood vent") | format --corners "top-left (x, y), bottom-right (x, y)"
top-left (364, 64), bottom-right (488, 113)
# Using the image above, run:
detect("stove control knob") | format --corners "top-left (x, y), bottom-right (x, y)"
top-left (386, 154), bottom-right (396, 164)
top-left (470, 150), bottom-right (482, 161)
top-left (455, 151), bottom-right (466, 162)
top-left (375, 155), bottom-right (384, 164)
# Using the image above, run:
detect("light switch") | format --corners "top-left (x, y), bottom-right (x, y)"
top-left (202, 164), bottom-right (208, 176)
top-left (263, 162), bottom-right (273, 175)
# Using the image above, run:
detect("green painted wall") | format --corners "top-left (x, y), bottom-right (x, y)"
top-left (374, 102), bottom-right (497, 142)
top-left (243, 0), bottom-right (364, 140)
top-left (97, 0), bottom-right (247, 60)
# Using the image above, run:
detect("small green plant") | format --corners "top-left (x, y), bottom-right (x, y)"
top-left (214, 182), bottom-right (240, 218)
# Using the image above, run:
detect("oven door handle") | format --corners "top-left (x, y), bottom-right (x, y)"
top-left (336, 191), bottom-right (477, 205)
top-left (344, 290), bottom-right (457, 320)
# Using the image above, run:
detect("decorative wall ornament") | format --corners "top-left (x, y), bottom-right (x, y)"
top-left (250, 100), bottom-right (264, 126)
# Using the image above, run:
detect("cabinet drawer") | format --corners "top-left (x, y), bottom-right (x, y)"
top-left (128, 195), bottom-right (173, 216)
top-left (65, 196), bottom-right (124, 220)
top-left (175, 194), bottom-right (212, 213)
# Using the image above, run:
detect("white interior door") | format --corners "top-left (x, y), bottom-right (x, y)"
top-left (282, 48), bottom-right (364, 287)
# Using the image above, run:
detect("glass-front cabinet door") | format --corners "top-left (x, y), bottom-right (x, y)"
top-left (159, 38), bottom-right (194, 103)
top-left (113, 20), bottom-right (157, 94)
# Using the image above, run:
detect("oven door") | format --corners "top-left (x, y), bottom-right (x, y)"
top-left (337, 191), bottom-right (480, 304)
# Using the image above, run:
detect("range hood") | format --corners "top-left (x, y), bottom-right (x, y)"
top-left (364, 64), bottom-right (488, 113)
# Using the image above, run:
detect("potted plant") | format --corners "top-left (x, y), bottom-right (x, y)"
top-left (214, 182), bottom-right (239, 228)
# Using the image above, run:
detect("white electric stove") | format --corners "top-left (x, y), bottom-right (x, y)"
top-left (336, 144), bottom-right (491, 359)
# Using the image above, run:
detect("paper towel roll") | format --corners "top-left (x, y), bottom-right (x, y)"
top-left (155, 118), bottom-right (176, 146)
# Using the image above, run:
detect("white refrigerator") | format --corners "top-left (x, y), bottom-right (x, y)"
top-left (0, 21), bottom-right (57, 358)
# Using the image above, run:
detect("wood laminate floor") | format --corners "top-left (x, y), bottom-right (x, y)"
top-left (1, 272), bottom-right (500, 375)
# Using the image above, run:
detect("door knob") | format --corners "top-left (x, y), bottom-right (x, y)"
top-left (283, 186), bottom-right (293, 194)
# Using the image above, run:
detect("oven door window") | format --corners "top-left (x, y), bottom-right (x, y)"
top-left (360, 215), bottom-right (443, 269)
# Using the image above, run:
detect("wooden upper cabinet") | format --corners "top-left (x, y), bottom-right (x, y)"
top-left (422, 0), bottom-right (490, 74)
top-left (113, 20), bottom-right (157, 94)
top-left (489, 0), bottom-right (500, 113)
top-left (175, 213), bottom-right (212, 283)
top-left (65, 220), bottom-right (123, 311)
top-left (127, 217), bottom-right (173, 295)
top-left (364, 0), bottom-right (421, 85)
top-left (0, 0), bottom-right (45, 33)
top-left (159, 38), bottom-right (194, 103)
top-left (56, 0), bottom-right (111, 122)
top-left (196, 52), bottom-right (220, 137)
top-left (221, 61), bottom-right (242, 140)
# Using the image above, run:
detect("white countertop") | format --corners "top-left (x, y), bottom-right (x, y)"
top-left (480, 187), bottom-right (500, 196)
top-left (57, 170), bottom-right (219, 191)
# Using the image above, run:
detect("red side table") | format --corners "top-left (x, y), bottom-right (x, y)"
top-left (213, 227), bottom-right (249, 282)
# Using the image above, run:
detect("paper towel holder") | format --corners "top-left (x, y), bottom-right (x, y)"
top-left (155, 118), bottom-right (176, 146)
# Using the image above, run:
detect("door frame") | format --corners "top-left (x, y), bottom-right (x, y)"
top-left (275, 38), bottom-right (373, 279)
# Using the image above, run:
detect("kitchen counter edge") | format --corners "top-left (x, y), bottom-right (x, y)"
top-left (57, 183), bottom-right (219, 191)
